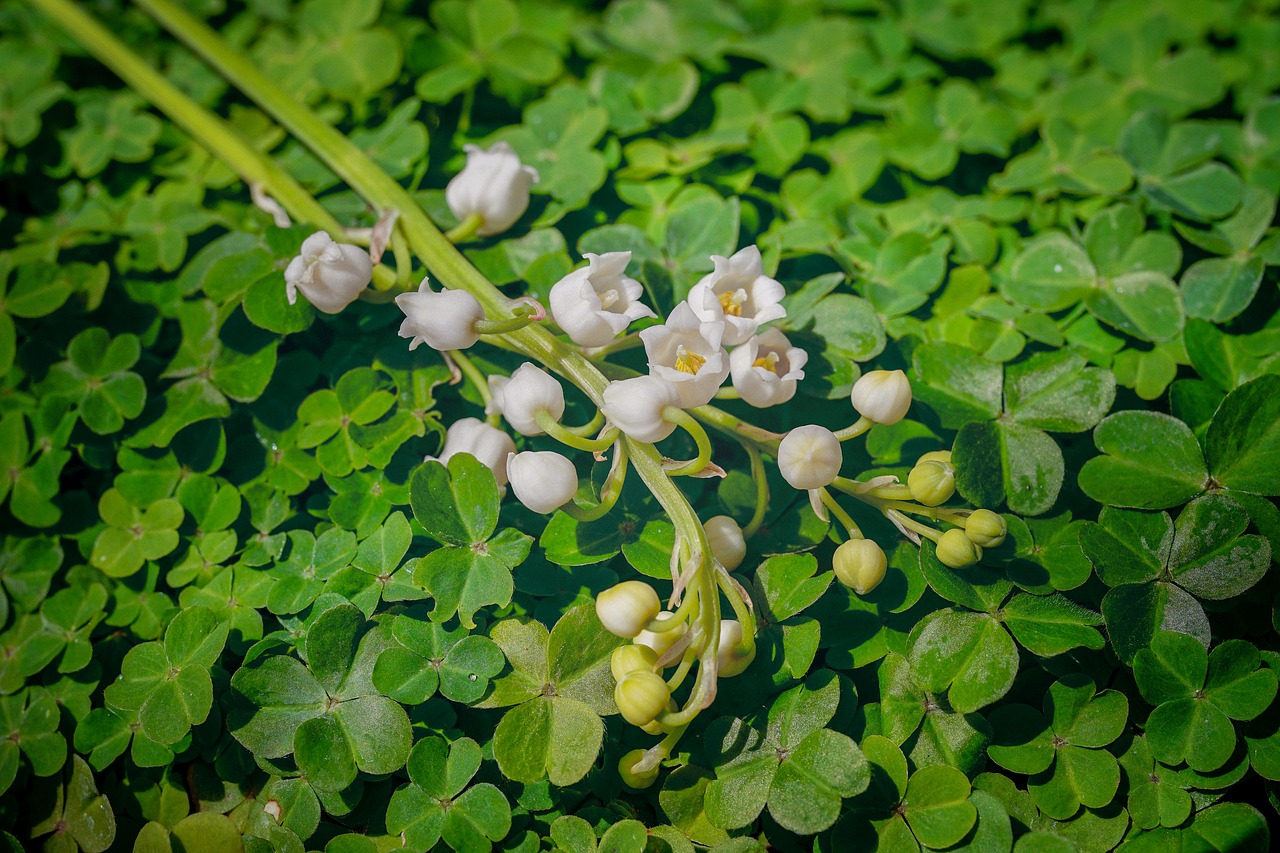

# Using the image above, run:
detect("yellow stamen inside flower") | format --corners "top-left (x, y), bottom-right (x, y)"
top-left (752, 351), bottom-right (781, 374)
top-left (674, 344), bottom-right (706, 375)
top-left (599, 289), bottom-right (620, 310)
top-left (718, 288), bottom-right (749, 317)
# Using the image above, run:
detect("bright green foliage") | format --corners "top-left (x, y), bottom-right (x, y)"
top-left (385, 736), bottom-right (512, 852)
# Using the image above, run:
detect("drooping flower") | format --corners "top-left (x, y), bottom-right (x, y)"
top-left (638, 302), bottom-right (729, 408)
top-left (445, 141), bottom-right (539, 236)
top-left (703, 515), bottom-right (746, 571)
top-left (499, 363), bottom-right (565, 436)
top-left (601, 375), bottom-right (681, 443)
top-left (507, 450), bottom-right (578, 514)
top-left (284, 231), bottom-right (372, 314)
top-left (549, 251), bottom-right (656, 347)
top-left (686, 245), bottom-right (786, 346)
top-left (596, 581), bottom-right (661, 638)
top-left (394, 278), bottom-right (485, 352)
top-left (728, 327), bottom-right (808, 408)
top-left (777, 425), bottom-right (843, 490)
top-left (426, 418), bottom-right (516, 487)
top-left (716, 619), bottom-right (755, 677)
top-left (850, 369), bottom-right (912, 425)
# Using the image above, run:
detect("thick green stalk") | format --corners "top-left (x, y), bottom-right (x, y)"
top-left (25, 0), bottom-right (343, 236)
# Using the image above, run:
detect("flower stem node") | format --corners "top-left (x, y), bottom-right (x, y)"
top-left (833, 538), bottom-right (888, 595)
top-left (610, 645), bottom-right (658, 682)
top-left (704, 515), bottom-right (746, 571)
top-left (936, 528), bottom-right (983, 569)
top-left (549, 251), bottom-right (656, 347)
top-left (777, 425), bottom-right (843, 490)
top-left (907, 459), bottom-right (955, 507)
top-left (445, 141), bottom-right (539, 237)
top-left (717, 619), bottom-right (756, 677)
top-left (395, 278), bottom-right (486, 352)
top-left (285, 231), bottom-right (372, 314)
top-left (596, 581), bottom-right (662, 639)
top-left (965, 509), bottom-right (1007, 548)
top-left (634, 611), bottom-right (687, 658)
top-left (615, 671), bottom-right (672, 727)
top-left (427, 418), bottom-right (516, 487)
top-left (506, 451), bottom-right (577, 514)
top-left (601, 376), bottom-right (681, 443)
top-left (500, 363), bottom-right (566, 436)
top-left (729, 328), bottom-right (808, 408)
top-left (850, 369), bottom-right (912, 425)
top-left (618, 748), bottom-right (660, 790)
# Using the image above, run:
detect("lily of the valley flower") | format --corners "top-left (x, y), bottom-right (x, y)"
top-left (596, 581), bottom-right (662, 638)
top-left (716, 619), bottom-right (755, 677)
top-left (445, 142), bottom-right (539, 236)
top-left (499, 363), bottom-right (565, 436)
top-left (426, 418), bottom-right (516, 487)
top-left (601, 375), bottom-right (681, 443)
top-left (850, 369), bottom-right (912, 425)
top-left (728, 327), bottom-right (808, 408)
top-left (687, 245), bottom-right (786, 346)
top-left (485, 374), bottom-right (510, 418)
top-left (507, 450), bottom-right (578, 514)
top-left (395, 278), bottom-right (486, 351)
top-left (549, 251), bottom-right (656, 347)
top-left (703, 515), bottom-right (746, 570)
top-left (638, 302), bottom-right (729, 408)
top-left (284, 231), bottom-right (373, 314)
top-left (777, 424), bottom-right (843, 490)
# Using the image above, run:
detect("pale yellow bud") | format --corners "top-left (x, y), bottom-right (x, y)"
top-left (704, 515), bottom-right (746, 571)
top-left (833, 539), bottom-right (888, 595)
top-left (908, 460), bottom-right (955, 506)
top-left (618, 748), bottom-right (660, 789)
top-left (596, 581), bottom-right (662, 639)
top-left (716, 620), bottom-right (756, 677)
top-left (965, 509), bottom-right (1007, 548)
top-left (615, 671), bottom-right (671, 727)
top-left (936, 528), bottom-right (982, 568)
top-left (634, 611), bottom-right (688, 659)
top-left (610, 644), bottom-right (658, 682)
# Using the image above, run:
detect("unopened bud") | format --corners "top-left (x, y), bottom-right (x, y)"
top-left (716, 620), bottom-right (755, 677)
top-left (778, 425), bottom-right (842, 490)
top-left (634, 611), bottom-right (687, 659)
top-left (936, 528), bottom-right (982, 568)
top-left (965, 509), bottom-right (1007, 548)
top-left (850, 369), bottom-right (912, 425)
top-left (833, 538), bottom-right (888, 595)
top-left (615, 671), bottom-right (671, 727)
top-left (618, 748), bottom-right (660, 789)
top-left (908, 459), bottom-right (954, 506)
top-left (918, 450), bottom-right (952, 465)
top-left (596, 581), bottom-right (662, 639)
top-left (704, 515), bottom-right (746, 571)
top-left (610, 644), bottom-right (658, 682)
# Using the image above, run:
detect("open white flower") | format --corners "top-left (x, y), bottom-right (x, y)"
top-left (549, 251), bottom-right (656, 347)
top-left (395, 278), bottom-right (485, 351)
top-left (777, 425), bottom-right (842, 490)
top-left (638, 302), bottom-right (729, 408)
top-left (507, 450), bottom-right (578, 514)
top-left (500, 363), bottom-right (565, 436)
top-left (687, 245), bottom-right (786, 346)
top-left (426, 418), bottom-right (516, 487)
top-left (284, 231), bottom-right (372, 314)
top-left (729, 328), bottom-right (807, 408)
top-left (601, 375), bottom-right (680, 443)
top-left (445, 142), bottom-right (539, 236)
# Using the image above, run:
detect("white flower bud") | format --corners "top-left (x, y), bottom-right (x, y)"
top-left (638, 302), bottom-right (730, 409)
top-left (777, 425), bottom-right (843, 490)
top-left (395, 278), bottom-right (485, 352)
top-left (633, 610), bottom-right (688, 659)
top-left (687, 246), bottom-right (787, 346)
top-left (716, 619), bottom-right (755, 678)
top-left (833, 539), bottom-right (888, 595)
top-left (426, 418), bottom-right (516, 487)
top-left (500, 363), bottom-right (565, 436)
top-left (596, 581), bottom-right (662, 638)
top-left (850, 369), bottom-right (912, 425)
top-left (445, 142), bottom-right (539, 236)
top-left (284, 231), bottom-right (372, 314)
top-left (601, 375), bottom-right (680, 443)
top-left (704, 515), bottom-right (746, 571)
top-left (729, 327), bottom-right (807, 408)
top-left (549, 252), bottom-right (657, 347)
top-left (506, 451), bottom-right (577, 514)
top-left (485, 375), bottom-right (510, 418)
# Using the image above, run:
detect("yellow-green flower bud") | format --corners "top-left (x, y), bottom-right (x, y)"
top-left (615, 671), bottom-right (671, 727)
top-left (907, 459), bottom-right (955, 506)
top-left (918, 450), bottom-right (952, 465)
top-left (832, 538), bottom-right (888, 595)
top-left (610, 644), bottom-right (658, 682)
top-left (716, 620), bottom-right (756, 678)
top-left (634, 611), bottom-right (687, 659)
top-left (936, 528), bottom-right (982, 568)
top-left (596, 581), bottom-right (661, 639)
top-left (618, 748), bottom-right (660, 789)
top-left (965, 509), bottom-right (1007, 548)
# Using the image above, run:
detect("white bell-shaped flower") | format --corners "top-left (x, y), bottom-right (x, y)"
top-left (596, 581), bottom-right (662, 638)
top-left (500, 363), bottom-right (565, 436)
top-left (549, 251), bottom-right (657, 347)
top-left (284, 231), bottom-right (373, 314)
top-left (395, 278), bottom-right (486, 352)
top-left (445, 142), bottom-right (539, 236)
top-left (485, 375), bottom-right (510, 418)
top-left (601, 375), bottom-right (680, 443)
top-left (507, 450), bottom-right (578, 514)
top-left (777, 425), bottom-right (842, 490)
top-left (687, 245), bottom-right (786, 346)
top-left (703, 515), bottom-right (746, 571)
top-left (716, 619), bottom-right (755, 677)
top-left (638, 302), bottom-right (729, 409)
top-left (426, 418), bottom-right (516, 487)
top-left (729, 328), bottom-right (808, 408)
top-left (850, 369), bottom-right (912, 425)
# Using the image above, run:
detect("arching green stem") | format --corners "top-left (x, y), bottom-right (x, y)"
top-left (662, 407), bottom-right (713, 477)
